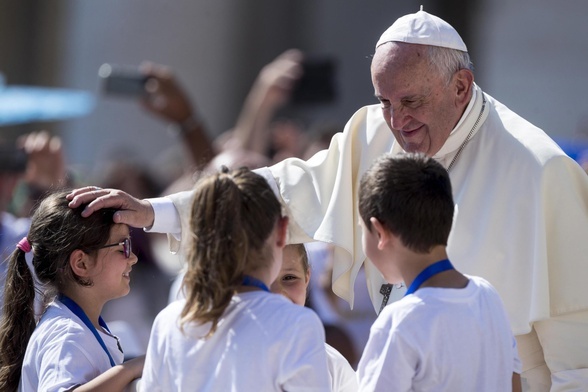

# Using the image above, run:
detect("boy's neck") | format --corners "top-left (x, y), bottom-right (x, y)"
top-left (400, 246), bottom-right (468, 291)
top-left (417, 267), bottom-right (469, 290)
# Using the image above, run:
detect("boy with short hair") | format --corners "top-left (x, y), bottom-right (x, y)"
top-left (357, 153), bottom-right (522, 391)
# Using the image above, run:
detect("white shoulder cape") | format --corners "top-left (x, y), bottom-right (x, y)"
top-left (169, 84), bottom-right (588, 334)
top-left (265, 84), bottom-right (588, 334)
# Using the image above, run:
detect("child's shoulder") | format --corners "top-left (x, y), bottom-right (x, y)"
top-left (376, 280), bottom-right (482, 328)
top-left (378, 294), bottom-right (425, 321)
top-left (153, 299), bottom-right (185, 327)
top-left (159, 298), bottom-right (185, 315)
top-left (367, 296), bottom-right (425, 339)
top-left (245, 292), bottom-right (323, 325)
top-left (379, 275), bottom-right (504, 322)
top-left (463, 274), bottom-right (502, 297)
top-left (37, 302), bottom-right (87, 333)
top-left (31, 302), bottom-right (96, 350)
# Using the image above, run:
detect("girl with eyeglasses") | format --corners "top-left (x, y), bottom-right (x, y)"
top-left (0, 190), bottom-right (144, 391)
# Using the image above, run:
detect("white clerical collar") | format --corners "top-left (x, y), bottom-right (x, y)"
top-left (432, 84), bottom-right (486, 162)
top-left (449, 85), bottom-right (478, 139)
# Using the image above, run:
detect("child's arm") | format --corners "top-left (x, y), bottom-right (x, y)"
top-left (73, 355), bottom-right (145, 392)
top-left (512, 372), bottom-right (522, 392)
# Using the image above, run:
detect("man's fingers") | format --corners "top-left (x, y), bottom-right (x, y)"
top-left (67, 188), bottom-right (123, 218)
top-left (67, 185), bottom-right (101, 198)
top-left (113, 201), bottom-right (154, 228)
top-left (66, 186), bottom-right (104, 203)
top-left (112, 210), bottom-right (138, 226)
top-left (80, 195), bottom-right (117, 218)
top-left (66, 187), bottom-right (154, 228)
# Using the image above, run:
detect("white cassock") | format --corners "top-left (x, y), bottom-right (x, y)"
top-left (150, 83), bottom-right (588, 387)
top-left (155, 84), bottom-right (588, 333)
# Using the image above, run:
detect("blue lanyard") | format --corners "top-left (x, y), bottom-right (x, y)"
top-left (242, 275), bottom-right (270, 292)
top-left (405, 259), bottom-right (455, 296)
top-left (58, 294), bottom-right (116, 367)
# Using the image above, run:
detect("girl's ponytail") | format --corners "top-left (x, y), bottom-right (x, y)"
top-left (0, 247), bottom-right (37, 391)
top-left (181, 167), bottom-right (282, 336)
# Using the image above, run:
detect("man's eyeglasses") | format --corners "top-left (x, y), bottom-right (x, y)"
top-left (100, 237), bottom-right (132, 258)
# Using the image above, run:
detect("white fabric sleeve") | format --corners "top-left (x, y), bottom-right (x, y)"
top-left (37, 338), bottom-right (100, 392)
top-left (144, 196), bottom-right (182, 240)
top-left (278, 311), bottom-right (332, 391)
top-left (140, 314), bottom-right (164, 392)
top-left (358, 326), bottom-right (415, 392)
top-left (325, 343), bottom-right (358, 392)
top-left (144, 169), bottom-right (278, 237)
top-left (143, 170), bottom-right (278, 255)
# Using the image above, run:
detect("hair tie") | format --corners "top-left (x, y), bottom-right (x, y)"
top-left (17, 237), bottom-right (32, 253)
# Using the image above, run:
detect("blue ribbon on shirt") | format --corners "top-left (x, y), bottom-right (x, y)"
top-left (58, 294), bottom-right (116, 367)
top-left (404, 259), bottom-right (455, 296)
top-left (242, 275), bottom-right (270, 292)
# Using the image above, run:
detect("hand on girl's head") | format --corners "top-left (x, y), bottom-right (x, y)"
top-left (66, 186), bottom-right (156, 228)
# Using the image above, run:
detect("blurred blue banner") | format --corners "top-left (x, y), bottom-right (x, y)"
top-left (554, 137), bottom-right (588, 164)
top-left (0, 85), bottom-right (95, 126)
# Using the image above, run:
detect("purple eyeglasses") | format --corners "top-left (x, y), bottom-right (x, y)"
top-left (100, 237), bottom-right (132, 258)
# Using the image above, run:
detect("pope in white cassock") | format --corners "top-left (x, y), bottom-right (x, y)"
top-left (69, 8), bottom-right (588, 392)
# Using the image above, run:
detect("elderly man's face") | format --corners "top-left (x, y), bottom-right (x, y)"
top-left (371, 42), bottom-right (466, 156)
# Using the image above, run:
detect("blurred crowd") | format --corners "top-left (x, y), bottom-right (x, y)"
top-left (0, 49), bottom-right (374, 368)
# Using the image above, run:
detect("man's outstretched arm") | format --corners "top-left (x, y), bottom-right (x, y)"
top-left (67, 187), bottom-right (155, 228)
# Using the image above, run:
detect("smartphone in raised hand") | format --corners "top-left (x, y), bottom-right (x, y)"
top-left (290, 57), bottom-right (337, 105)
top-left (98, 63), bottom-right (148, 97)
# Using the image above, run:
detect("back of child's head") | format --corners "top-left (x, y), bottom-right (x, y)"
top-left (0, 189), bottom-right (116, 391)
top-left (181, 167), bottom-right (282, 336)
top-left (359, 153), bottom-right (454, 253)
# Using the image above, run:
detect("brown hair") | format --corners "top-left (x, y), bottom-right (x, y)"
top-left (359, 153), bottom-right (454, 253)
top-left (0, 190), bottom-right (116, 391)
top-left (285, 243), bottom-right (310, 278)
top-left (180, 167), bottom-right (282, 337)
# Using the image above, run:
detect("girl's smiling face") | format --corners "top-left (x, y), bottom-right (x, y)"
top-left (90, 224), bottom-right (138, 301)
top-left (270, 245), bottom-right (310, 306)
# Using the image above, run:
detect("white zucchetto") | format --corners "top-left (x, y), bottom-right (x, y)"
top-left (376, 7), bottom-right (467, 52)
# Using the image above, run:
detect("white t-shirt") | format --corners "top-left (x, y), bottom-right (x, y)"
top-left (141, 291), bottom-right (331, 391)
top-left (325, 343), bottom-right (357, 392)
top-left (357, 276), bottom-right (521, 392)
top-left (19, 300), bottom-right (124, 392)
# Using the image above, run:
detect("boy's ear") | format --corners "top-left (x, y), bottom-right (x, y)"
top-left (69, 249), bottom-right (93, 277)
top-left (370, 217), bottom-right (391, 250)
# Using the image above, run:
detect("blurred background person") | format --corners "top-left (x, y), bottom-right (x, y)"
top-left (0, 131), bottom-right (69, 314)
